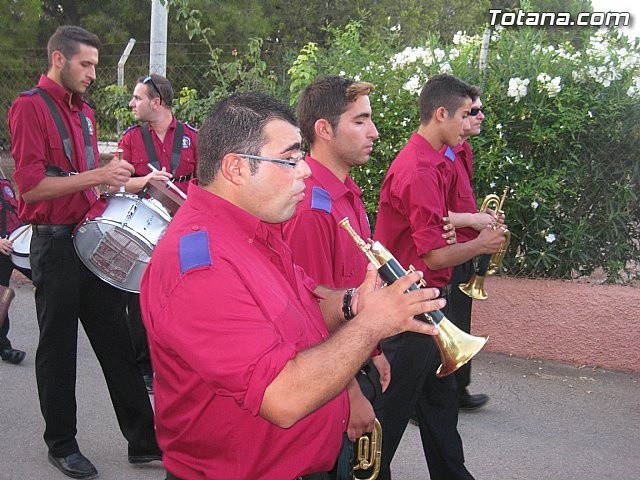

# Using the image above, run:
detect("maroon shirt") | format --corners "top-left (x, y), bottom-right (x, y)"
top-left (8, 75), bottom-right (100, 225)
top-left (283, 155), bottom-right (370, 289)
top-left (140, 184), bottom-right (348, 480)
top-left (448, 142), bottom-right (479, 243)
top-left (375, 132), bottom-right (453, 287)
top-left (118, 117), bottom-right (198, 194)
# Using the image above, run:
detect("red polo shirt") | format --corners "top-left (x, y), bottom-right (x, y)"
top-left (283, 155), bottom-right (370, 289)
top-left (448, 142), bottom-right (479, 243)
top-left (118, 117), bottom-right (198, 194)
top-left (8, 75), bottom-right (100, 224)
top-left (374, 132), bottom-right (453, 287)
top-left (140, 183), bottom-right (349, 480)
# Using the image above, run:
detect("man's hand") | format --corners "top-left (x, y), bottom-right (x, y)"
top-left (442, 216), bottom-right (457, 245)
top-left (346, 379), bottom-right (375, 441)
top-left (352, 265), bottom-right (443, 339)
top-left (371, 352), bottom-right (391, 392)
top-left (100, 157), bottom-right (135, 188)
top-left (0, 238), bottom-right (13, 256)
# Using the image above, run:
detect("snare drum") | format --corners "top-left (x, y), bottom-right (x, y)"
top-left (73, 192), bottom-right (172, 293)
top-left (9, 224), bottom-right (32, 270)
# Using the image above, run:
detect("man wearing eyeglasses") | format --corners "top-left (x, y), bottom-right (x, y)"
top-left (119, 74), bottom-right (198, 195)
top-left (139, 91), bottom-right (445, 480)
top-left (118, 74), bottom-right (198, 394)
top-left (8, 25), bottom-right (160, 479)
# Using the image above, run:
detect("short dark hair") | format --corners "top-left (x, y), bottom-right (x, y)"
top-left (137, 74), bottom-right (174, 108)
top-left (297, 75), bottom-right (374, 147)
top-left (47, 25), bottom-right (101, 67)
top-left (418, 74), bottom-right (479, 124)
top-left (197, 91), bottom-right (297, 186)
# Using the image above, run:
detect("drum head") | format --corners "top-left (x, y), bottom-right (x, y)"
top-left (9, 225), bottom-right (32, 270)
top-left (73, 220), bottom-right (154, 293)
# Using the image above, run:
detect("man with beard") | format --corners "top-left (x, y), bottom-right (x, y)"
top-left (8, 25), bottom-right (160, 479)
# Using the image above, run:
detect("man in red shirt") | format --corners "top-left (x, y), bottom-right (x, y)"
top-left (140, 91), bottom-right (444, 480)
top-left (443, 96), bottom-right (503, 409)
top-left (283, 75), bottom-right (390, 458)
top-left (375, 74), bottom-right (505, 480)
top-left (8, 25), bottom-right (160, 479)
top-left (118, 74), bottom-right (198, 394)
top-left (118, 73), bottom-right (198, 195)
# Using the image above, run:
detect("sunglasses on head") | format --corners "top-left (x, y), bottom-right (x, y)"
top-left (469, 106), bottom-right (485, 116)
top-left (143, 76), bottom-right (163, 105)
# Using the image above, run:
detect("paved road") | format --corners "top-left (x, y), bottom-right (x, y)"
top-left (1, 276), bottom-right (639, 479)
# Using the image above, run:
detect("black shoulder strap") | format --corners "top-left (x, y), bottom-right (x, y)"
top-left (171, 121), bottom-right (184, 174)
top-left (35, 88), bottom-right (95, 171)
top-left (0, 194), bottom-right (7, 237)
top-left (35, 88), bottom-right (74, 170)
top-left (141, 121), bottom-right (184, 174)
top-left (78, 111), bottom-right (95, 170)
top-left (140, 122), bottom-right (160, 171)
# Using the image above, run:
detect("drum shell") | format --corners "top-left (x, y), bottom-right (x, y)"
top-left (8, 224), bottom-right (32, 270)
top-left (73, 192), bottom-right (171, 293)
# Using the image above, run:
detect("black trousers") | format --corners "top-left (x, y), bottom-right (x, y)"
top-left (444, 261), bottom-right (474, 394)
top-left (379, 331), bottom-right (473, 480)
top-left (125, 292), bottom-right (153, 376)
top-left (0, 253), bottom-right (31, 350)
top-left (30, 229), bottom-right (158, 457)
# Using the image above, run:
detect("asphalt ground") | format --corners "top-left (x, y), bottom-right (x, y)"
top-left (1, 275), bottom-right (639, 480)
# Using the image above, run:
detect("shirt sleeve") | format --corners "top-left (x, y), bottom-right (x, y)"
top-left (393, 164), bottom-right (450, 258)
top-left (9, 98), bottom-right (48, 194)
top-left (148, 259), bottom-right (299, 416)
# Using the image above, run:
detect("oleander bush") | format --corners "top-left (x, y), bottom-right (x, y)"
top-left (96, 17), bottom-right (639, 282)
top-left (287, 22), bottom-right (640, 282)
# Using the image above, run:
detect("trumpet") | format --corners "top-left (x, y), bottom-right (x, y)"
top-left (339, 218), bottom-right (487, 378)
top-left (354, 418), bottom-right (382, 480)
top-left (459, 186), bottom-right (511, 300)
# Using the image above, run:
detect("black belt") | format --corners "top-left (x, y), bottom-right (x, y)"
top-left (173, 173), bottom-right (193, 183)
top-left (32, 224), bottom-right (75, 236)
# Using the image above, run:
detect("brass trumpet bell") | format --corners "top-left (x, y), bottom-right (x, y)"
top-left (458, 273), bottom-right (488, 300)
top-left (434, 316), bottom-right (488, 377)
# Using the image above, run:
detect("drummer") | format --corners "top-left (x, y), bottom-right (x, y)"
top-left (117, 74), bottom-right (198, 394)
top-left (8, 25), bottom-right (160, 478)
top-left (118, 74), bottom-right (198, 195)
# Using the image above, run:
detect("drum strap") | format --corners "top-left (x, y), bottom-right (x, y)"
top-left (34, 88), bottom-right (95, 171)
top-left (0, 192), bottom-right (7, 237)
top-left (141, 121), bottom-right (184, 174)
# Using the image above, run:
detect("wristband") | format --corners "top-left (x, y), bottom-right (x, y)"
top-left (342, 288), bottom-right (356, 321)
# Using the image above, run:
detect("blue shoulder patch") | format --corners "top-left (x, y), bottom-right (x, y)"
top-left (122, 124), bottom-right (141, 135)
top-left (19, 89), bottom-right (38, 96)
top-left (444, 146), bottom-right (456, 161)
top-left (311, 186), bottom-right (331, 213)
top-left (179, 231), bottom-right (211, 274)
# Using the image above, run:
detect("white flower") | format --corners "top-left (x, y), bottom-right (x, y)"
top-left (507, 77), bottom-right (530, 102)
top-left (545, 233), bottom-right (556, 243)
top-left (403, 75), bottom-right (423, 95)
top-left (531, 201), bottom-right (539, 209)
top-left (390, 24), bottom-right (401, 32)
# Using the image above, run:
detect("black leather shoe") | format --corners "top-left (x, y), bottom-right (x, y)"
top-left (128, 447), bottom-right (162, 464)
top-left (48, 451), bottom-right (98, 479)
top-left (0, 347), bottom-right (26, 365)
top-left (143, 374), bottom-right (154, 395)
top-left (459, 391), bottom-right (489, 410)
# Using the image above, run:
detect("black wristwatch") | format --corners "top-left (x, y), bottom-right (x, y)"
top-left (342, 288), bottom-right (356, 321)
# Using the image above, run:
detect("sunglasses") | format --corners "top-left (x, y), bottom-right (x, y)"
top-left (143, 76), bottom-right (163, 104)
top-left (469, 106), bottom-right (485, 116)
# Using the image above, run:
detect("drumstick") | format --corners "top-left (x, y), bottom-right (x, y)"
top-left (10, 225), bottom-right (31, 241)
top-left (147, 164), bottom-right (187, 200)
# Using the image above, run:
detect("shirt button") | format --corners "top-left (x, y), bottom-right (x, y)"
top-left (191, 225), bottom-right (200, 231)
top-left (247, 238), bottom-right (253, 244)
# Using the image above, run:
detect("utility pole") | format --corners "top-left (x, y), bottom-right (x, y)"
top-left (149, 0), bottom-right (168, 75)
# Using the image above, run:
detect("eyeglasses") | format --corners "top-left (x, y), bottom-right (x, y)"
top-left (469, 106), bottom-right (485, 116)
top-left (143, 76), bottom-right (163, 104)
top-left (238, 151), bottom-right (306, 168)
